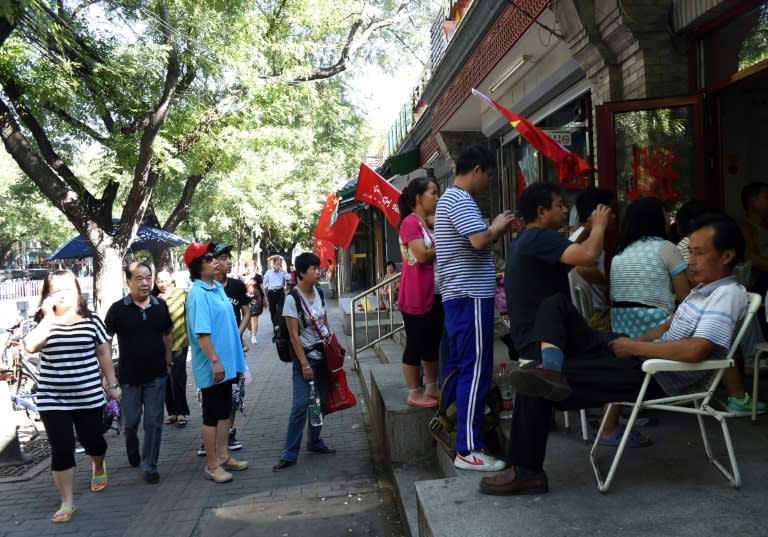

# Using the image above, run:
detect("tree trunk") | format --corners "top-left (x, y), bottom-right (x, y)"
top-left (148, 247), bottom-right (173, 273)
top-left (91, 245), bottom-right (124, 315)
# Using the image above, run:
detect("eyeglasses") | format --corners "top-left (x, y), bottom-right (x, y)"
top-left (202, 254), bottom-right (215, 263)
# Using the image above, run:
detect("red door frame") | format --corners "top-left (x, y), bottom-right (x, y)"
top-left (595, 95), bottom-right (706, 204)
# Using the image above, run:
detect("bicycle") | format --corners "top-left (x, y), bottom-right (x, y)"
top-left (1, 321), bottom-right (40, 419)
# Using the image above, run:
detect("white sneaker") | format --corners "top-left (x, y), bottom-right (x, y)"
top-left (454, 451), bottom-right (505, 472)
top-left (250, 336), bottom-right (257, 344)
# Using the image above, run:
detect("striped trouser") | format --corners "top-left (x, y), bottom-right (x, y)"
top-left (442, 296), bottom-right (494, 454)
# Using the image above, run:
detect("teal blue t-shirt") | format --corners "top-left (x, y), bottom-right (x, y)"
top-left (186, 279), bottom-right (246, 389)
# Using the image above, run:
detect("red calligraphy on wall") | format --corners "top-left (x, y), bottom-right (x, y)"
top-left (628, 144), bottom-right (682, 202)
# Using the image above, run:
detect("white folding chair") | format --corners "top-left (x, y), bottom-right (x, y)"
top-left (564, 285), bottom-right (591, 442)
top-left (590, 291), bottom-right (762, 492)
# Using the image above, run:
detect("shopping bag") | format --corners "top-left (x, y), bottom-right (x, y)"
top-left (323, 368), bottom-right (357, 415)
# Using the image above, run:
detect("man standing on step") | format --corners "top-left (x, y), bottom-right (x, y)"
top-left (105, 261), bottom-right (173, 484)
top-left (434, 144), bottom-right (516, 472)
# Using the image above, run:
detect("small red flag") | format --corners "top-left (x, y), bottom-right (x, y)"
top-left (471, 88), bottom-right (591, 186)
top-left (322, 212), bottom-right (360, 248)
top-left (354, 163), bottom-right (402, 227)
top-left (314, 238), bottom-right (336, 269)
top-left (314, 193), bottom-right (360, 249)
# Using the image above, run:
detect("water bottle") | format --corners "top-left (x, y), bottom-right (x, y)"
top-left (496, 363), bottom-right (514, 419)
top-left (308, 380), bottom-right (323, 427)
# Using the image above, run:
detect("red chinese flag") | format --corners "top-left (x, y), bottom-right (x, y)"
top-left (354, 163), bottom-right (402, 227)
top-left (314, 238), bottom-right (336, 269)
top-left (471, 88), bottom-right (592, 184)
top-left (314, 193), bottom-right (360, 248)
top-left (325, 212), bottom-right (360, 248)
top-left (315, 193), bottom-right (339, 238)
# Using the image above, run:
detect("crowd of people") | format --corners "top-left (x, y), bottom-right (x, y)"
top-left (20, 242), bottom-right (336, 523)
top-left (21, 142), bottom-right (768, 523)
top-left (392, 144), bottom-right (766, 495)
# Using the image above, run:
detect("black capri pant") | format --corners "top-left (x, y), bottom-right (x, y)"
top-left (200, 378), bottom-right (234, 427)
top-left (401, 295), bottom-right (444, 366)
top-left (40, 408), bottom-right (107, 472)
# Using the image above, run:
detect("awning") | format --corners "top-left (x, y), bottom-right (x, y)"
top-left (379, 149), bottom-right (420, 179)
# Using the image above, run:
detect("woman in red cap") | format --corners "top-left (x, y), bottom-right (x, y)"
top-left (183, 242), bottom-right (248, 483)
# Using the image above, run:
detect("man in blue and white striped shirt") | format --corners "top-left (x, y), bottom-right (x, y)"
top-left (435, 145), bottom-right (516, 472)
top-left (480, 213), bottom-right (748, 495)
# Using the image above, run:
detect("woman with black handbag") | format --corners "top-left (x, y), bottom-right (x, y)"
top-left (273, 253), bottom-right (336, 471)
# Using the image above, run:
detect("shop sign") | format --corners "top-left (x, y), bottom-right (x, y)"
top-left (544, 131), bottom-right (571, 146)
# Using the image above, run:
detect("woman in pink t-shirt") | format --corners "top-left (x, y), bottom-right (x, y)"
top-left (398, 176), bottom-right (442, 407)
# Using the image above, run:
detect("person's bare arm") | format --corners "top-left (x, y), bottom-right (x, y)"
top-left (560, 205), bottom-right (611, 267)
top-left (609, 336), bottom-right (713, 363)
top-left (287, 316), bottom-right (314, 382)
top-left (407, 238), bottom-right (435, 264)
top-left (635, 318), bottom-right (674, 342)
top-left (468, 211), bottom-right (515, 250)
top-left (575, 265), bottom-right (609, 285)
top-left (741, 222), bottom-right (768, 271)
top-left (671, 272), bottom-right (691, 303)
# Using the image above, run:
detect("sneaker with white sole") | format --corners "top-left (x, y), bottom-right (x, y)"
top-left (228, 428), bottom-right (242, 450)
top-left (197, 444), bottom-right (206, 456)
top-left (454, 451), bottom-right (505, 472)
top-left (727, 392), bottom-right (767, 416)
top-left (250, 335), bottom-right (257, 344)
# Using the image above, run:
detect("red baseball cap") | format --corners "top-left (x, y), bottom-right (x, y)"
top-left (183, 242), bottom-right (215, 266)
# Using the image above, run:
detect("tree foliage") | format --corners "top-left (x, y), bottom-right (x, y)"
top-left (0, 0), bottom-right (435, 308)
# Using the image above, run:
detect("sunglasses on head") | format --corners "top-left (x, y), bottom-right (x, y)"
top-left (202, 254), bottom-right (215, 263)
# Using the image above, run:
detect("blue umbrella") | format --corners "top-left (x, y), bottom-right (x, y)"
top-left (48, 222), bottom-right (189, 260)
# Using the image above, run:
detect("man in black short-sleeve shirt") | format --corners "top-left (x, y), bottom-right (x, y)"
top-left (105, 261), bottom-right (172, 484)
top-left (212, 243), bottom-right (250, 451)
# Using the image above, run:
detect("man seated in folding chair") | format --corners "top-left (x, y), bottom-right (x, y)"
top-left (480, 213), bottom-right (747, 496)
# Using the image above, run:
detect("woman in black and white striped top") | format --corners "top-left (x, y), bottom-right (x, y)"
top-left (23, 270), bottom-right (120, 524)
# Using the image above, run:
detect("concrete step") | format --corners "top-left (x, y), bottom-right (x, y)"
top-left (416, 409), bottom-right (768, 537)
top-left (367, 363), bottom-right (436, 464)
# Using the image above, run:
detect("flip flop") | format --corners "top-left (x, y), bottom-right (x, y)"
top-left (164, 416), bottom-right (178, 425)
top-left (51, 506), bottom-right (76, 523)
top-left (176, 417), bottom-right (188, 427)
top-left (591, 425), bottom-right (652, 448)
top-left (90, 462), bottom-right (108, 492)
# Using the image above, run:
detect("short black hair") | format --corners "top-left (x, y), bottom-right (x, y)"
top-left (690, 213), bottom-right (745, 268)
top-left (740, 182), bottom-right (768, 211)
top-left (385, 260), bottom-right (396, 270)
top-left (616, 197), bottom-right (667, 254)
top-left (518, 183), bottom-right (560, 223)
top-left (455, 145), bottom-right (495, 176)
top-left (125, 261), bottom-right (152, 280)
top-left (575, 187), bottom-right (613, 223)
top-left (295, 252), bottom-right (321, 280)
top-left (675, 199), bottom-right (711, 237)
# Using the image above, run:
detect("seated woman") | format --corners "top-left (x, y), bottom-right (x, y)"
top-left (611, 197), bottom-right (690, 339)
top-left (377, 261), bottom-right (399, 310)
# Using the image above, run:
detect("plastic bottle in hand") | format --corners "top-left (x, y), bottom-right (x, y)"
top-left (308, 380), bottom-right (323, 427)
top-left (495, 363), bottom-right (514, 419)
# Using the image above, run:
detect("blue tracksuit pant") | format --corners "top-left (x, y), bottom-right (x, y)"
top-left (442, 296), bottom-right (494, 454)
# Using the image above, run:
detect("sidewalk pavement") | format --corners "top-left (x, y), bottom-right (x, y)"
top-left (0, 298), bottom-right (403, 537)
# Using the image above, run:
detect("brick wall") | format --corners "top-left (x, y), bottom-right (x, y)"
top-left (430, 0), bottom-right (550, 134)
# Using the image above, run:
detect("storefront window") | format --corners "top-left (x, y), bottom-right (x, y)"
top-left (613, 105), bottom-right (696, 214)
top-left (702, 3), bottom-right (768, 87)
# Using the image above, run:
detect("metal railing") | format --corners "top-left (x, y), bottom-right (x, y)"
top-left (350, 272), bottom-right (403, 370)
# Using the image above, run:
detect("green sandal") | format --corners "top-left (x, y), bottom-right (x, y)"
top-left (51, 506), bottom-right (76, 523)
top-left (90, 462), bottom-right (108, 492)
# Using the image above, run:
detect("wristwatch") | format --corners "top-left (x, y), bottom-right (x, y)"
top-left (107, 384), bottom-right (119, 389)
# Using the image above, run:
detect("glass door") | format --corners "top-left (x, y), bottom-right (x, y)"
top-left (596, 96), bottom-right (705, 217)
